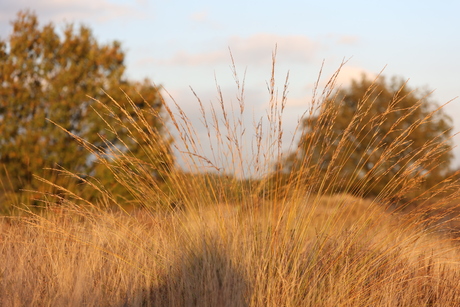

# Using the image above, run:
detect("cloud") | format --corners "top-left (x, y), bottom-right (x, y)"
top-left (338, 35), bottom-right (359, 45)
top-left (333, 65), bottom-right (376, 86)
top-left (282, 65), bottom-right (376, 108)
top-left (189, 10), bottom-right (221, 30)
top-left (325, 33), bottom-right (360, 45)
top-left (190, 10), bottom-right (208, 22)
top-left (228, 34), bottom-right (320, 64)
top-left (0, 0), bottom-right (145, 25)
top-left (152, 33), bottom-right (320, 67)
top-left (157, 49), bottom-right (226, 66)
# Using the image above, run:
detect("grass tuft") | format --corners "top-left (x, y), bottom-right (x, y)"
top-left (1, 57), bottom-right (460, 306)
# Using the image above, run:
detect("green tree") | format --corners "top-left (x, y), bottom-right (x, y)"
top-left (0, 11), bottom-right (172, 208)
top-left (285, 75), bottom-right (453, 198)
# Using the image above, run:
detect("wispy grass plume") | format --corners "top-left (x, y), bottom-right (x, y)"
top-left (1, 54), bottom-right (460, 306)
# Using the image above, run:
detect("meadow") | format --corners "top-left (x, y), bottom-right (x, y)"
top-left (1, 61), bottom-right (460, 306)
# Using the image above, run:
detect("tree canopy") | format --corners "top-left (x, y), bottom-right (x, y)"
top-left (284, 74), bottom-right (453, 198)
top-left (0, 11), bottom-right (172, 209)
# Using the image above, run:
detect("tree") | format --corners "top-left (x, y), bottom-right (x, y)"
top-left (0, 11), bottom-right (172, 208)
top-left (285, 74), bottom-right (453, 198)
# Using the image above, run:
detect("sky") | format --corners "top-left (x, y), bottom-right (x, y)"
top-left (1, 0), bottom-right (460, 171)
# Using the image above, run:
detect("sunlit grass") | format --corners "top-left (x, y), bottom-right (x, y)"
top-left (1, 55), bottom-right (460, 306)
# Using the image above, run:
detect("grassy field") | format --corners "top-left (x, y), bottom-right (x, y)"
top-left (1, 194), bottom-right (460, 306)
top-left (1, 62), bottom-right (460, 306)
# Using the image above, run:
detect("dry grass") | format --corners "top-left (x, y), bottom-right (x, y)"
top-left (1, 55), bottom-right (460, 306)
top-left (1, 196), bottom-right (460, 306)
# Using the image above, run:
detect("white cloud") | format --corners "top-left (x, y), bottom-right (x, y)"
top-left (228, 34), bottom-right (320, 66)
top-left (159, 49), bottom-right (226, 66)
top-left (338, 35), bottom-right (359, 45)
top-left (282, 65), bottom-right (376, 108)
top-left (325, 33), bottom-right (360, 45)
top-left (190, 10), bottom-right (208, 22)
top-left (333, 65), bottom-right (376, 86)
top-left (0, 0), bottom-right (145, 24)
top-left (152, 33), bottom-right (320, 67)
top-left (189, 10), bottom-right (221, 30)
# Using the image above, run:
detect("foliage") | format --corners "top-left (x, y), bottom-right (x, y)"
top-left (284, 74), bottom-right (453, 198)
top-left (0, 11), bottom-right (172, 209)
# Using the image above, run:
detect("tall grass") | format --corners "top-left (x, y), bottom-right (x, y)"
top-left (1, 55), bottom-right (460, 306)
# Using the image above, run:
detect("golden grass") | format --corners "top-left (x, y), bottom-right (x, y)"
top-left (1, 55), bottom-right (460, 306)
top-left (1, 195), bottom-right (460, 306)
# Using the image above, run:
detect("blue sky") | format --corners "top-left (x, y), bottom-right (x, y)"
top-left (1, 0), bottom-right (460, 170)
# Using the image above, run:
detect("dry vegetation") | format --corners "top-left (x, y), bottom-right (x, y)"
top-left (1, 58), bottom-right (460, 306)
top-left (2, 195), bottom-right (460, 306)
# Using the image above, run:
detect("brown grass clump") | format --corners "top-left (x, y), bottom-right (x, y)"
top-left (1, 53), bottom-right (460, 306)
